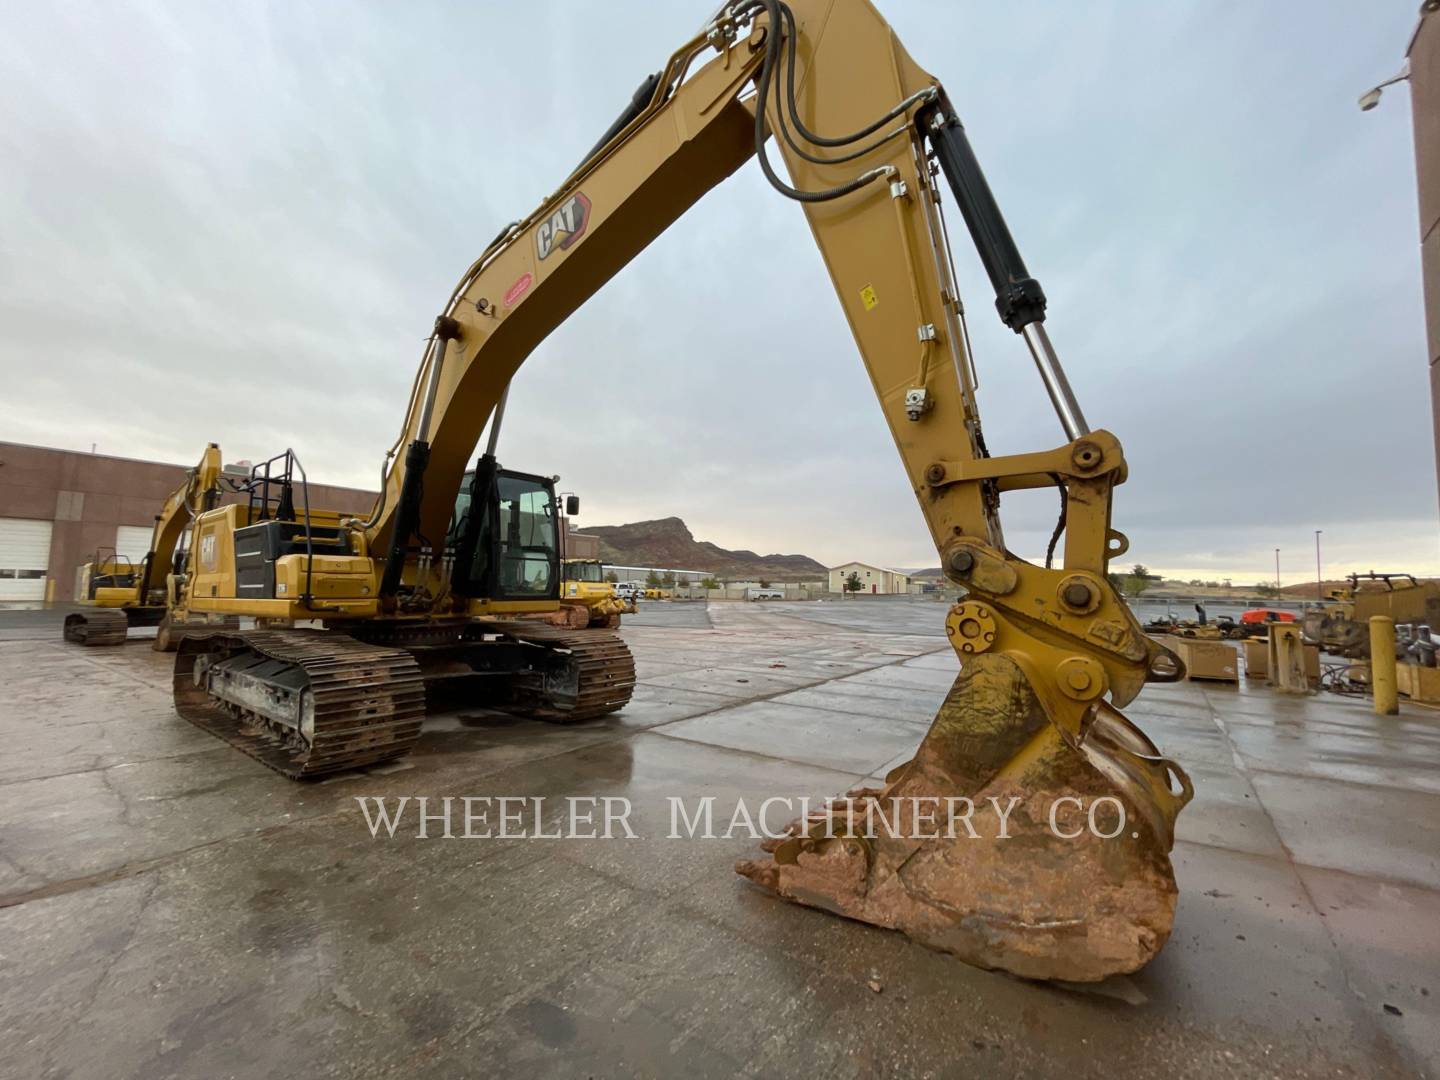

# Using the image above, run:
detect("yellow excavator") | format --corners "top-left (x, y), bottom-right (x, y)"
top-left (168, 0), bottom-right (1191, 981)
top-left (64, 444), bottom-right (240, 648)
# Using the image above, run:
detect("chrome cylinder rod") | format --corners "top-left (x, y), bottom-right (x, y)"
top-left (1021, 322), bottom-right (1089, 440)
top-left (415, 337), bottom-right (448, 443)
top-left (485, 385), bottom-right (510, 458)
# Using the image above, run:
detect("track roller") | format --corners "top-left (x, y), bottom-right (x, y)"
top-left (174, 629), bottom-right (425, 778)
top-left (490, 622), bottom-right (636, 722)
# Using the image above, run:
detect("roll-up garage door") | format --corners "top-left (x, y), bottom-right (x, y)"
top-left (0, 518), bottom-right (53, 601)
top-left (115, 525), bottom-right (155, 565)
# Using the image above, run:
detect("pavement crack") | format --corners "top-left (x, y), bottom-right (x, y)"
top-left (0, 825), bottom-right (287, 911)
top-left (0, 743), bottom-right (233, 788)
top-left (63, 646), bottom-right (165, 690)
top-left (38, 874), bottom-right (159, 1076)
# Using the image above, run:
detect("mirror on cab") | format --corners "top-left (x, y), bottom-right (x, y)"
top-left (566, 495), bottom-right (580, 515)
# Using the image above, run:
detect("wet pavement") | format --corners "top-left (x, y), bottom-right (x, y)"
top-left (1, 597), bottom-right (1437, 1078)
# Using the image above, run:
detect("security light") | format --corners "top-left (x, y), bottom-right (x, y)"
top-left (1358, 63), bottom-right (1410, 112)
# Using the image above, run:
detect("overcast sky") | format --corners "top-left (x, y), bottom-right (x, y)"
top-left (1, 1), bottom-right (1434, 583)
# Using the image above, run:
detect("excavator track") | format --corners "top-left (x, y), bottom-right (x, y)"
top-left (489, 622), bottom-right (635, 722)
top-left (174, 629), bottom-right (425, 778)
top-left (63, 609), bottom-right (129, 647)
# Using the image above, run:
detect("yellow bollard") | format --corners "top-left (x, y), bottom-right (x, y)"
top-left (1369, 616), bottom-right (1399, 716)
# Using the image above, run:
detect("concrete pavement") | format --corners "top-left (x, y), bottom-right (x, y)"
top-left (0, 597), bottom-right (1436, 1078)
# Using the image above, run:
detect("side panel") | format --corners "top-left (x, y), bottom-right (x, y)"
top-left (186, 504), bottom-right (380, 617)
top-left (188, 505), bottom-right (243, 605)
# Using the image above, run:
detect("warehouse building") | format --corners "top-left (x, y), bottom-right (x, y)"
top-left (0, 441), bottom-right (604, 603)
top-left (0, 442), bottom-right (377, 602)
top-left (827, 561), bottom-right (910, 595)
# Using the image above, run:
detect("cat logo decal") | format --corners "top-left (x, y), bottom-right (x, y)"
top-left (536, 192), bottom-right (591, 259)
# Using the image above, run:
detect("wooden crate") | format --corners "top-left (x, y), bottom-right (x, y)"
top-left (1159, 637), bottom-right (1239, 683)
top-left (1397, 662), bottom-right (1440, 704)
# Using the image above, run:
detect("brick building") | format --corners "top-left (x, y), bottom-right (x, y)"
top-left (0, 442), bottom-right (376, 602)
top-left (0, 441), bottom-right (601, 603)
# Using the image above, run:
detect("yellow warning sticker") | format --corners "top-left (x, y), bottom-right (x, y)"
top-left (860, 284), bottom-right (878, 311)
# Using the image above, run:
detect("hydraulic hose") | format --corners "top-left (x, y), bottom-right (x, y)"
top-left (772, 2), bottom-right (934, 154)
top-left (747, 0), bottom-right (894, 202)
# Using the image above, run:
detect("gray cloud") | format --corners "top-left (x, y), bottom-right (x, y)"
top-left (0, 0), bottom-right (1433, 581)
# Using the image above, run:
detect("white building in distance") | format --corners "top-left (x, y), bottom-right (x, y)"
top-left (827, 561), bottom-right (910, 595)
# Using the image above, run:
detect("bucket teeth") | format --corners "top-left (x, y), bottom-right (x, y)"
top-left (736, 652), bottom-right (1192, 982)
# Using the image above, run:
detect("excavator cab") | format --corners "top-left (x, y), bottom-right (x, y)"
top-left (449, 461), bottom-right (562, 602)
top-left (75, 547), bottom-right (138, 602)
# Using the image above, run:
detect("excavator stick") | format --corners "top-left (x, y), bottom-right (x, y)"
top-left (738, 646), bottom-right (1192, 981)
top-left (713, 0), bottom-right (1198, 978)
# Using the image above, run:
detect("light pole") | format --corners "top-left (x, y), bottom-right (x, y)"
top-left (1274, 548), bottom-right (1280, 592)
top-left (1357, 62), bottom-right (1410, 112)
top-left (1314, 530), bottom-right (1323, 602)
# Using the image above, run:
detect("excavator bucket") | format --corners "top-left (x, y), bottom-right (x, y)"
top-left (737, 650), bottom-right (1192, 982)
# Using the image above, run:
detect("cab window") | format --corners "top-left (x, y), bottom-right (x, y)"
top-left (495, 476), bottom-right (556, 596)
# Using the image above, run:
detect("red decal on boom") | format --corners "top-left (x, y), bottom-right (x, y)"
top-left (503, 272), bottom-right (534, 307)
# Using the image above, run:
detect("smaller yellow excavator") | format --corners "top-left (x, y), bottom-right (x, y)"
top-left (64, 444), bottom-right (242, 648)
top-left (69, 550), bottom-right (147, 644)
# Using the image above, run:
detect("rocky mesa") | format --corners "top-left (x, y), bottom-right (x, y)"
top-left (581, 517), bottom-right (826, 581)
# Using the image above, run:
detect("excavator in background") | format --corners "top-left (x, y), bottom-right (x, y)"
top-left (64, 444), bottom-right (241, 648)
top-left (1304, 572), bottom-right (1440, 658)
top-left (167, 0), bottom-right (1191, 981)
top-left (69, 549), bottom-right (145, 643)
